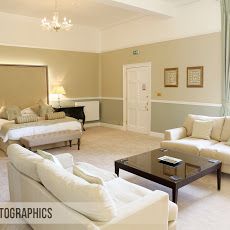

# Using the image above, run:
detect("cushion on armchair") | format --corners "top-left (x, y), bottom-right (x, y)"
top-left (191, 120), bottom-right (213, 140)
top-left (183, 114), bottom-right (225, 141)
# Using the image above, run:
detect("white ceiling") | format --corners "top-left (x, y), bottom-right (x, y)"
top-left (0, 0), bottom-right (203, 29)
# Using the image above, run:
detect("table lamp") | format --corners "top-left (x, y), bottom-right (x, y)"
top-left (51, 85), bottom-right (66, 108)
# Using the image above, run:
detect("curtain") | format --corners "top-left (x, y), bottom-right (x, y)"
top-left (221, 0), bottom-right (230, 115)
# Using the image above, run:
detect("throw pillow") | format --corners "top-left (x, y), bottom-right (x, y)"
top-left (45, 112), bottom-right (65, 120)
top-left (21, 107), bottom-right (38, 116)
top-left (191, 120), bottom-right (213, 140)
top-left (0, 106), bottom-right (7, 119)
top-left (73, 162), bottom-right (117, 185)
top-left (5, 106), bottom-right (21, 120)
top-left (37, 160), bottom-right (117, 222)
top-left (39, 104), bottom-right (54, 117)
top-left (73, 165), bottom-right (104, 185)
top-left (15, 115), bottom-right (38, 124)
top-left (37, 150), bottom-right (63, 168)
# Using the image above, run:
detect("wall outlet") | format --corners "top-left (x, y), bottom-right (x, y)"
top-left (133, 50), bottom-right (140, 55)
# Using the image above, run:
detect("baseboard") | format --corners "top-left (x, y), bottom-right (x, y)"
top-left (84, 122), bottom-right (101, 128)
top-left (85, 122), bottom-right (164, 138)
top-left (149, 131), bottom-right (164, 139)
top-left (100, 122), bottom-right (125, 130)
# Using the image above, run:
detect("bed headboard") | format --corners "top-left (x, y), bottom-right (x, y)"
top-left (0, 64), bottom-right (48, 108)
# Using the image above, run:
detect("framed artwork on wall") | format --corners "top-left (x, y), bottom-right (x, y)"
top-left (187, 66), bottom-right (203, 88)
top-left (164, 68), bottom-right (178, 87)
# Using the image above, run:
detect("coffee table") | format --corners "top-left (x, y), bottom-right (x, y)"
top-left (115, 148), bottom-right (222, 203)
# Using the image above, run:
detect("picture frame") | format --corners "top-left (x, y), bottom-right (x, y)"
top-left (164, 68), bottom-right (178, 87)
top-left (187, 66), bottom-right (203, 88)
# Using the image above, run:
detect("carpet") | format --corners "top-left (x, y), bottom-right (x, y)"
top-left (1, 126), bottom-right (230, 230)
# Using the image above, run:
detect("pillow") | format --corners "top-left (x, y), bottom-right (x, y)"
top-left (15, 115), bottom-right (38, 124)
top-left (73, 162), bottom-right (117, 185)
top-left (37, 150), bottom-right (63, 168)
top-left (45, 112), bottom-right (65, 120)
top-left (5, 106), bottom-right (21, 120)
top-left (191, 120), bottom-right (213, 140)
top-left (7, 144), bottom-right (44, 182)
top-left (73, 165), bottom-right (104, 185)
top-left (37, 160), bottom-right (117, 222)
top-left (183, 114), bottom-right (225, 141)
top-left (21, 107), bottom-right (38, 116)
top-left (0, 106), bottom-right (7, 119)
top-left (31, 100), bottom-right (54, 117)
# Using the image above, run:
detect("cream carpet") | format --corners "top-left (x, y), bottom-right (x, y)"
top-left (1, 126), bottom-right (230, 230)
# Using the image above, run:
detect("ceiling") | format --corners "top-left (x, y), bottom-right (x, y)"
top-left (0, 0), bottom-right (203, 29)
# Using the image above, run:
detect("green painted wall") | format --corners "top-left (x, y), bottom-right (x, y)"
top-left (100, 99), bottom-right (222, 133)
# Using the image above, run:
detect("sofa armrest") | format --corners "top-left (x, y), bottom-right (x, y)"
top-left (164, 127), bottom-right (187, 141)
top-left (99, 190), bottom-right (170, 230)
top-left (55, 153), bottom-right (74, 169)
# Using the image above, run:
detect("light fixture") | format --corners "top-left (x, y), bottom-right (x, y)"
top-left (50, 85), bottom-right (66, 108)
top-left (41, 0), bottom-right (73, 32)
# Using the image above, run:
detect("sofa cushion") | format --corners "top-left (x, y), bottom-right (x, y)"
top-left (7, 144), bottom-right (44, 182)
top-left (161, 137), bottom-right (217, 155)
top-left (104, 177), bottom-right (152, 208)
top-left (221, 116), bottom-right (230, 141)
top-left (200, 142), bottom-right (230, 165)
top-left (105, 178), bottom-right (177, 222)
top-left (37, 149), bottom-right (63, 168)
top-left (191, 120), bottom-right (213, 140)
top-left (183, 114), bottom-right (225, 141)
top-left (37, 160), bottom-right (117, 222)
top-left (73, 162), bottom-right (117, 185)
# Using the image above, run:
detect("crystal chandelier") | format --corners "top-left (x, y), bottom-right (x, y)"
top-left (41, 0), bottom-right (73, 32)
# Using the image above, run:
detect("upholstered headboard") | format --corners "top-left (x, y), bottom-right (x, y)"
top-left (0, 64), bottom-right (48, 108)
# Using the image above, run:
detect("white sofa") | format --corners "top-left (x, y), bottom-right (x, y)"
top-left (161, 114), bottom-right (230, 174)
top-left (7, 144), bottom-right (178, 230)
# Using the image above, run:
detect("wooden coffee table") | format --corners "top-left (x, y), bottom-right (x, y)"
top-left (115, 148), bottom-right (222, 203)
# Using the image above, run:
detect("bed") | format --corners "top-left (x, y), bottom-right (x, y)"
top-left (0, 64), bottom-right (82, 153)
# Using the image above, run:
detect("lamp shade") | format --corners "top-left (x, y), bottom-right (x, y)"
top-left (51, 85), bottom-right (66, 95)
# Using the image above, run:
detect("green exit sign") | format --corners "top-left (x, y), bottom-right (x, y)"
top-left (133, 50), bottom-right (140, 55)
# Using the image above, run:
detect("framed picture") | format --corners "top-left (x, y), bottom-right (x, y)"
top-left (164, 68), bottom-right (178, 87)
top-left (187, 66), bottom-right (203, 88)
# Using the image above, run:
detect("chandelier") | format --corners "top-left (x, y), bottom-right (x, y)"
top-left (41, 0), bottom-right (73, 32)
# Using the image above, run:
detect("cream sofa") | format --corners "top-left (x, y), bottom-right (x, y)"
top-left (7, 144), bottom-right (177, 230)
top-left (161, 114), bottom-right (230, 174)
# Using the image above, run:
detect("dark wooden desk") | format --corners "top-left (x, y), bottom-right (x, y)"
top-left (54, 106), bottom-right (85, 130)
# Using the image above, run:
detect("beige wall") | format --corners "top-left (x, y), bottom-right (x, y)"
top-left (0, 45), bottom-right (100, 99)
top-left (101, 32), bottom-right (221, 103)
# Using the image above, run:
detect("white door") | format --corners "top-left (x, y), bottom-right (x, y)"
top-left (126, 65), bottom-right (151, 134)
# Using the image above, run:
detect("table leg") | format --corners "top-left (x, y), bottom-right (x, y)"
top-left (115, 163), bottom-right (119, 177)
top-left (172, 188), bottom-right (178, 204)
top-left (217, 166), bottom-right (221, 191)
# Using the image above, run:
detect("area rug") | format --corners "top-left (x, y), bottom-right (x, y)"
top-left (1, 126), bottom-right (230, 230)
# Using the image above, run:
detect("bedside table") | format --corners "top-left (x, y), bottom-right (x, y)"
top-left (54, 106), bottom-right (86, 130)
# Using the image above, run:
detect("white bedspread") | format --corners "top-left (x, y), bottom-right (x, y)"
top-left (0, 119), bottom-right (82, 142)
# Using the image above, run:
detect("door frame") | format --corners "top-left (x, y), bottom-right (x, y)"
top-left (123, 62), bottom-right (152, 133)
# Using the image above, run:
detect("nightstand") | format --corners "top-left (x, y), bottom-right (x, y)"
top-left (54, 106), bottom-right (86, 130)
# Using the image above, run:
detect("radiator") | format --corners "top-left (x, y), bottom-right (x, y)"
top-left (75, 101), bottom-right (99, 121)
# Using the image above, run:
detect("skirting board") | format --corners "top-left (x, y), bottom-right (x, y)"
top-left (149, 132), bottom-right (164, 139)
top-left (84, 122), bottom-right (125, 130)
top-left (85, 122), bottom-right (164, 138)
